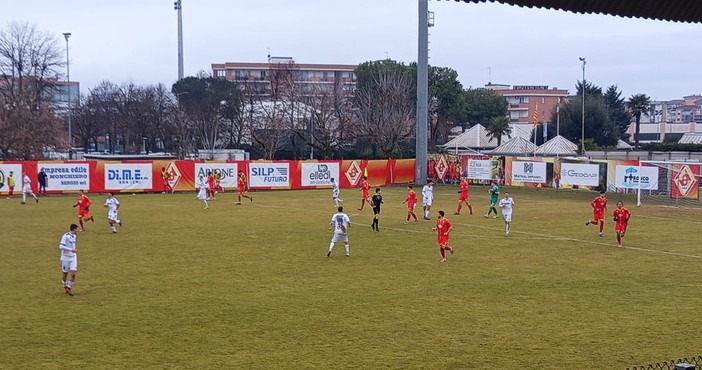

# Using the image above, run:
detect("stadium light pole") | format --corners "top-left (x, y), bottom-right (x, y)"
top-left (416, 0), bottom-right (429, 185)
top-left (579, 57), bottom-right (586, 155)
top-left (63, 32), bottom-right (72, 159)
top-left (174, 0), bottom-right (184, 80)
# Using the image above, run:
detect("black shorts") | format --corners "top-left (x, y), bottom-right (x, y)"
top-left (373, 207), bottom-right (381, 215)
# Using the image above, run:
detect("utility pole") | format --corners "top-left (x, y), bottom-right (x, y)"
top-left (175, 0), bottom-right (184, 80)
top-left (416, 0), bottom-right (430, 185)
top-left (63, 32), bottom-right (72, 159)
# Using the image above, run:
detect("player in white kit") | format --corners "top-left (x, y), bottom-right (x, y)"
top-left (327, 206), bottom-right (351, 257)
top-left (104, 192), bottom-right (123, 233)
top-left (331, 178), bottom-right (343, 207)
top-left (422, 180), bottom-right (434, 220)
top-left (21, 172), bottom-right (39, 204)
top-left (498, 192), bottom-right (515, 236)
top-left (59, 224), bottom-right (79, 296)
top-left (196, 175), bottom-right (209, 209)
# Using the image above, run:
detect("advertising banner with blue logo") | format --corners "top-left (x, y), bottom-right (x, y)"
top-left (39, 162), bottom-right (90, 191)
top-left (301, 162), bottom-right (339, 187)
top-left (560, 163), bottom-right (599, 186)
top-left (194, 163), bottom-right (239, 188)
top-left (104, 163), bottom-right (153, 190)
top-left (511, 161), bottom-right (547, 183)
top-left (249, 162), bottom-right (290, 188)
top-left (615, 165), bottom-right (659, 190)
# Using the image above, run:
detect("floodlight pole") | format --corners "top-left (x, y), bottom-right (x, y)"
top-left (63, 32), bottom-right (72, 159)
top-left (174, 0), bottom-right (184, 80)
top-left (580, 57), bottom-right (586, 155)
top-left (416, 0), bottom-right (429, 185)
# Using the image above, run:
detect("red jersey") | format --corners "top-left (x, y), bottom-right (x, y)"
top-left (436, 218), bottom-right (452, 238)
top-left (207, 174), bottom-right (215, 188)
top-left (591, 196), bottom-right (608, 212)
top-left (405, 189), bottom-right (417, 204)
top-left (459, 181), bottom-right (469, 197)
top-left (76, 195), bottom-right (91, 210)
top-left (237, 176), bottom-right (246, 188)
top-left (613, 208), bottom-right (631, 223)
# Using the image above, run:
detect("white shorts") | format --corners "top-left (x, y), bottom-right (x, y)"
top-left (332, 191), bottom-right (339, 199)
top-left (423, 197), bottom-right (432, 206)
top-left (23, 185), bottom-right (32, 193)
top-left (108, 211), bottom-right (119, 221)
top-left (331, 232), bottom-right (349, 243)
top-left (502, 213), bottom-right (512, 222)
top-left (197, 189), bottom-right (207, 200)
top-left (61, 257), bottom-right (78, 272)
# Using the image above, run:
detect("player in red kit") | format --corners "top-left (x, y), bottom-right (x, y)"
top-left (206, 171), bottom-right (216, 200)
top-left (586, 190), bottom-right (608, 237)
top-left (236, 171), bottom-right (252, 204)
top-left (357, 176), bottom-right (370, 210)
top-left (72, 190), bottom-right (94, 231)
top-left (161, 167), bottom-right (173, 194)
top-left (454, 177), bottom-right (473, 215)
top-left (402, 185), bottom-right (419, 224)
top-left (612, 201), bottom-right (631, 248)
top-left (433, 210), bottom-right (454, 262)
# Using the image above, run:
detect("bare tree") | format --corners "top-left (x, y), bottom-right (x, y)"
top-left (352, 70), bottom-right (415, 158)
top-left (0, 22), bottom-right (64, 159)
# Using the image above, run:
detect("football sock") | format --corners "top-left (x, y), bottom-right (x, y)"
top-left (22, 193), bottom-right (26, 202)
top-left (203, 199), bottom-right (209, 207)
top-left (599, 222), bottom-right (604, 233)
top-left (468, 204), bottom-right (473, 214)
top-left (344, 245), bottom-right (350, 255)
top-left (328, 242), bottom-right (335, 252)
top-left (79, 219), bottom-right (84, 229)
top-left (66, 280), bottom-right (73, 288)
top-left (440, 248), bottom-right (445, 258)
top-left (616, 234), bottom-right (621, 245)
top-left (456, 204), bottom-right (462, 213)
top-left (62, 280), bottom-right (67, 287)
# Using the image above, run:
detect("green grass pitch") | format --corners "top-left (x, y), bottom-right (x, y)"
top-left (2, 185), bottom-right (701, 369)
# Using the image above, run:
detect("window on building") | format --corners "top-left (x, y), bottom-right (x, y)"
top-left (322, 71), bottom-right (328, 81)
top-left (234, 70), bottom-right (243, 79)
top-left (215, 69), bottom-right (226, 77)
top-left (260, 70), bottom-right (266, 80)
top-left (518, 96), bottom-right (529, 104)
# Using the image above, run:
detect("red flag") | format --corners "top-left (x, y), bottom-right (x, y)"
top-left (533, 103), bottom-right (539, 127)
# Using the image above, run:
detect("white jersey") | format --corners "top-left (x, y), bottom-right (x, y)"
top-left (422, 185), bottom-right (433, 200)
top-left (23, 175), bottom-right (31, 191)
top-left (330, 212), bottom-right (351, 234)
top-left (105, 197), bottom-right (120, 213)
top-left (196, 178), bottom-right (207, 199)
top-left (499, 197), bottom-right (515, 214)
top-left (59, 232), bottom-right (77, 261)
top-left (332, 181), bottom-right (340, 197)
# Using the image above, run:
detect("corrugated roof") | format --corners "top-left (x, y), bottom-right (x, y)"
top-left (678, 133), bottom-right (702, 144)
top-left (443, 124), bottom-right (498, 149)
top-left (533, 135), bottom-right (578, 156)
top-left (490, 136), bottom-right (538, 155)
top-left (456, 0), bottom-right (702, 23)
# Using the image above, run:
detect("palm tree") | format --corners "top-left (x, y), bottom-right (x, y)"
top-left (486, 116), bottom-right (512, 146)
top-left (627, 94), bottom-right (651, 149)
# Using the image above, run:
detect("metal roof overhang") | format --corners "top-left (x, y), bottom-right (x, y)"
top-left (455, 0), bottom-right (702, 23)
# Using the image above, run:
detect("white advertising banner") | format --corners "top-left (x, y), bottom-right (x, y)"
top-left (615, 165), bottom-right (659, 190)
top-left (39, 162), bottom-right (90, 191)
top-left (511, 161), bottom-right (547, 183)
top-left (194, 163), bottom-right (239, 188)
top-left (0, 164), bottom-right (22, 193)
top-left (249, 162), bottom-right (290, 188)
top-left (467, 159), bottom-right (495, 180)
top-left (560, 163), bottom-right (600, 186)
top-left (301, 162), bottom-right (340, 187)
top-left (105, 163), bottom-right (153, 190)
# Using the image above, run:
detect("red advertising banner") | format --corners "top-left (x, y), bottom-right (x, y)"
top-left (671, 164), bottom-right (700, 199)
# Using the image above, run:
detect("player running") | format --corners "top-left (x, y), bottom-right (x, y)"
top-left (358, 176), bottom-right (371, 210)
top-left (612, 200), bottom-right (631, 248)
top-left (498, 191), bottom-right (515, 236)
top-left (331, 177), bottom-right (343, 207)
top-left (206, 171), bottom-right (216, 200)
top-left (370, 188), bottom-right (383, 231)
top-left (402, 185), bottom-right (419, 224)
top-left (485, 181), bottom-right (499, 218)
top-left (454, 177), bottom-right (473, 215)
top-left (196, 175), bottom-right (209, 209)
top-left (214, 169), bottom-right (223, 193)
top-left (73, 190), bottom-right (94, 231)
top-left (433, 210), bottom-right (454, 262)
top-left (104, 192), bottom-right (122, 233)
top-left (327, 206), bottom-right (351, 257)
top-left (236, 171), bottom-right (253, 204)
top-left (59, 224), bottom-right (79, 296)
top-left (21, 172), bottom-right (39, 204)
top-left (586, 190), bottom-right (608, 237)
top-left (161, 167), bottom-right (173, 194)
top-left (422, 180), bottom-right (434, 220)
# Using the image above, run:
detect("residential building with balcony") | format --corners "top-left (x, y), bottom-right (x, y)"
top-left (627, 95), bottom-right (702, 143)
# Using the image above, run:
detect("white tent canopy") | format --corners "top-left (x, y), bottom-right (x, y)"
top-left (489, 136), bottom-right (538, 156)
top-left (533, 135), bottom-right (578, 156)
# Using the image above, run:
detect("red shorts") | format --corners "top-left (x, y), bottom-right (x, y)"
top-left (438, 235), bottom-right (449, 246)
top-left (362, 191), bottom-right (369, 198)
top-left (615, 222), bottom-right (628, 233)
top-left (238, 186), bottom-right (246, 194)
top-left (407, 202), bottom-right (416, 210)
top-left (458, 194), bottom-right (468, 202)
top-left (78, 209), bottom-right (90, 217)
top-left (593, 211), bottom-right (605, 220)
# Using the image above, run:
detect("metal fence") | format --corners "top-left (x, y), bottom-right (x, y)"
top-left (627, 356), bottom-right (700, 370)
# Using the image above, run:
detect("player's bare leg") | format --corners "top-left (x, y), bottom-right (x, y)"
top-left (78, 218), bottom-right (85, 231)
top-left (598, 220), bottom-right (604, 237)
top-left (467, 203), bottom-right (473, 215)
top-left (358, 198), bottom-right (366, 211)
top-left (65, 271), bottom-right (76, 296)
top-left (454, 202), bottom-right (462, 215)
top-left (439, 247), bottom-right (447, 262)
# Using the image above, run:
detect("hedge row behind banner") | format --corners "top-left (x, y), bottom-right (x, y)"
top-left (0, 159), bottom-right (416, 194)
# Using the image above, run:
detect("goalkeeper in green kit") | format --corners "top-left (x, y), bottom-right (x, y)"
top-left (485, 181), bottom-right (500, 218)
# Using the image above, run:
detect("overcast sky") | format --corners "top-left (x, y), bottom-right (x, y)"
top-left (3, 0), bottom-right (700, 101)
